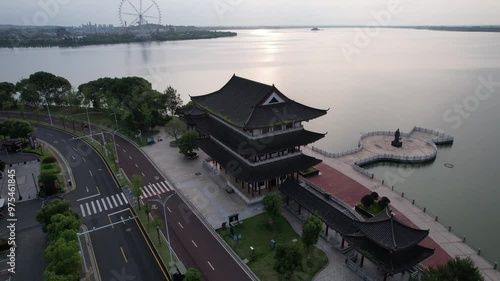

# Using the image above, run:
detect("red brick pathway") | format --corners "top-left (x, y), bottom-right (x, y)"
top-left (309, 162), bottom-right (450, 267)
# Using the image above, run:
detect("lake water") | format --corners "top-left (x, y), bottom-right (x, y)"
top-left (2, 28), bottom-right (500, 263)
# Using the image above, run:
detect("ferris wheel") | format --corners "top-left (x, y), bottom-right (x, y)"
top-left (118, 0), bottom-right (162, 33)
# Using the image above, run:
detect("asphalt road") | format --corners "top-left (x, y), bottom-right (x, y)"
top-left (1, 111), bottom-right (256, 281)
top-left (33, 125), bottom-right (168, 281)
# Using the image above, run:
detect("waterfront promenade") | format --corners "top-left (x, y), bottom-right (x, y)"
top-left (303, 128), bottom-right (500, 281)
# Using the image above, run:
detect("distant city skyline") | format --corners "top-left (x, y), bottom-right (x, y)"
top-left (1, 0), bottom-right (499, 27)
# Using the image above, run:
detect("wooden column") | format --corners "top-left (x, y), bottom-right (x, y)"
top-left (360, 255), bottom-right (365, 267)
top-left (258, 184), bottom-right (261, 195)
top-left (325, 224), bottom-right (329, 236)
top-left (383, 273), bottom-right (388, 281)
top-left (251, 183), bottom-right (254, 197)
top-left (286, 196), bottom-right (290, 206)
top-left (341, 238), bottom-right (345, 249)
top-left (298, 205), bottom-right (301, 215)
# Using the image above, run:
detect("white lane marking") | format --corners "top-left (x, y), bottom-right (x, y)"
top-left (61, 139), bottom-right (67, 143)
top-left (208, 261), bottom-right (215, 270)
top-left (89, 170), bottom-right (93, 177)
top-left (160, 181), bottom-right (170, 191)
top-left (101, 198), bottom-right (108, 210)
top-left (167, 207), bottom-right (172, 213)
top-left (192, 240), bottom-right (198, 248)
top-left (73, 147), bottom-right (78, 151)
top-left (152, 183), bottom-right (162, 194)
top-left (120, 193), bottom-right (128, 204)
top-left (178, 222), bottom-right (184, 229)
top-left (123, 149), bottom-right (126, 153)
top-left (135, 164), bottom-right (138, 168)
top-left (91, 201), bottom-right (97, 213)
top-left (141, 172), bottom-right (145, 177)
top-left (116, 143), bottom-right (120, 147)
top-left (141, 186), bottom-right (152, 197)
top-left (116, 194), bottom-right (124, 205)
top-left (80, 205), bottom-right (86, 217)
top-left (96, 200), bottom-right (102, 212)
top-left (147, 185), bottom-right (157, 196)
top-left (111, 195), bottom-right (118, 207)
top-left (129, 156), bottom-right (132, 160)
top-left (71, 156), bottom-right (75, 160)
top-left (77, 193), bottom-right (100, 202)
top-left (156, 183), bottom-right (166, 193)
top-left (82, 157), bottom-right (86, 163)
top-left (106, 197), bottom-right (113, 208)
top-left (85, 203), bottom-right (91, 216)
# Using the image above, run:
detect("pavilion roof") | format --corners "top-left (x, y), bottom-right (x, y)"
top-left (196, 138), bottom-right (322, 182)
top-left (189, 114), bottom-right (326, 155)
top-left (354, 208), bottom-right (429, 251)
top-left (278, 179), bottom-right (358, 235)
top-left (344, 233), bottom-right (434, 274)
top-left (191, 75), bottom-right (327, 128)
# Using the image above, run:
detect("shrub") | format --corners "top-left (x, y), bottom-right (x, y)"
top-left (378, 197), bottom-right (391, 209)
top-left (361, 194), bottom-right (375, 207)
top-left (40, 173), bottom-right (58, 197)
top-left (42, 156), bottom-right (57, 164)
top-left (43, 164), bottom-right (56, 170)
top-left (370, 192), bottom-right (379, 200)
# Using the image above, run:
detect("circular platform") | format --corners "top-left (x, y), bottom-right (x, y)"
top-left (361, 135), bottom-right (436, 158)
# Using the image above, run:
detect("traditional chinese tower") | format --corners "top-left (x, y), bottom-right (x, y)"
top-left (182, 75), bottom-right (328, 196)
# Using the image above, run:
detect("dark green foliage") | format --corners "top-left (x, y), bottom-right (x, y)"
top-left (274, 243), bottom-right (303, 280)
top-left (419, 257), bottom-right (484, 281)
top-left (361, 194), bottom-right (375, 207)
top-left (184, 268), bottom-right (202, 281)
top-left (378, 196), bottom-right (391, 210)
top-left (301, 215), bottom-right (323, 257)
top-left (0, 82), bottom-right (16, 109)
top-left (262, 193), bottom-right (283, 221)
top-left (39, 172), bottom-right (58, 197)
top-left (38, 199), bottom-right (81, 281)
top-left (370, 192), bottom-right (379, 200)
top-left (178, 131), bottom-right (199, 157)
top-left (0, 120), bottom-right (34, 139)
top-left (0, 160), bottom-right (5, 172)
top-left (42, 156), bottom-right (57, 164)
top-left (162, 86), bottom-right (183, 116)
top-left (35, 199), bottom-right (76, 232)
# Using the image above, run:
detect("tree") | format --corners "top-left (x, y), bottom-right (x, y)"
top-left (301, 215), bottom-right (323, 258)
top-left (28, 71), bottom-right (72, 106)
top-left (361, 194), bottom-right (375, 207)
top-left (65, 90), bottom-right (82, 111)
top-left (131, 174), bottom-right (143, 209)
top-left (419, 257), bottom-right (484, 281)
top-left (0, 160), bottom-right (5, 172)
top-left (165, 117), bottom-right (186, 143)
top-left (274, 243), bottom-right (303, 280)
top-left (46, 214), bottom-right (80, 241)
top-left (178, 130), bottom-right (199, 157)
top-left (17, 78), bottom-right (42, 107)
top-left (0, 82), bottom-right (16, 110)
top-left (151, 216), bottom-right (163, 245)
top-left (44, 238), bottom-right (80, 278)
top-left (40, 172), bottom-right (59, 197)
top-left (378, 196), bottom-right (391, 210)
top-left (35, 199), bottom-right (76, 232)
top-left (144, 204), bottom-right (151, 225)
top-left (184, 268), bottom-right (202, 281)
top-left (162, 86), bottom-right (183, 116)
top-left (262, 193), bottom-right (283, 225)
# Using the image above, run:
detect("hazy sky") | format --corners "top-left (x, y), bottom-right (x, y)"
top-left (1, 0), bottom-right (499, 27)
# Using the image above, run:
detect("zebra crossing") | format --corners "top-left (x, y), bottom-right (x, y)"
top-left (79, 192), bottom-right (128, 218)
top-left (140, 180), bottom-right (174, 200)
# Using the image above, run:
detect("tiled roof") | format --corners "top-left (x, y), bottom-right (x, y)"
top-left (191, 75), bottom-right (327, 128)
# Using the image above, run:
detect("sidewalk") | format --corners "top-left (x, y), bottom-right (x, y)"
top-left (141, 128), bottom-right (367, 281)
top-left (142, 127), bottom-right (264, 229)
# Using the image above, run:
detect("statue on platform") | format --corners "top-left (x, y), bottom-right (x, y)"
top-left (391, 129), bottom-right (403, 147)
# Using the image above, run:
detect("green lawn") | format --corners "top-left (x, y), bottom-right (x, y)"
top-left (216, 213), bottom-right (328, 281)
top-left (356, 203), bottom-right (384, 217)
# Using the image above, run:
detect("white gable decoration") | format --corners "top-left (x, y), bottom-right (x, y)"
top-left (262, 92), bottom-right (284, 105)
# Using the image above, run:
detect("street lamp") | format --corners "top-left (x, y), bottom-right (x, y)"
top-left (149, 193), bottom-right (175, 262)
top-left (45, 94), bottom-right (53, 125)
top-left (85, 106), bottom-right (92, 137)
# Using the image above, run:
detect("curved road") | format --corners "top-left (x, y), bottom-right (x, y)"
top-left (33, 125), bottom-right (168, 281)
top-left (1, 111), bottom-right (256, 281)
